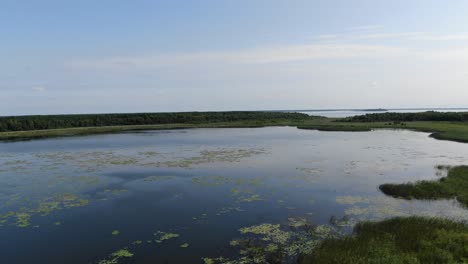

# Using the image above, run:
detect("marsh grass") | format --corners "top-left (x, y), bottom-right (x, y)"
top-left (299, 216), bottom-right (468, 264)
top-left (379, 166), bottom-right (468, 207)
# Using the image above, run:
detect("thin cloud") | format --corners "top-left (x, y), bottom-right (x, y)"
top-left (349, 25), bottom-right (383, 31)
top-left (32, 86), bottom-right (45, 92)
top-left (68, 44), bottom-right (410, 71)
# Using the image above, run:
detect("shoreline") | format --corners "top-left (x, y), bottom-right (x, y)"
top-left (2, 119), bottom-right (468, 143)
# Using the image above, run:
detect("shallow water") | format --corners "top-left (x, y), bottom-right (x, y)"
top-left (1, 127), bottom-right (467, 264)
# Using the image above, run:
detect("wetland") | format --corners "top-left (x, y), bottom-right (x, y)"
top-left (1, 127), bottom-right (468, 263)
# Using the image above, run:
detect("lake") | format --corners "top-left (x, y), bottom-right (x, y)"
top-left (1, 127), bottom-right (468, 264)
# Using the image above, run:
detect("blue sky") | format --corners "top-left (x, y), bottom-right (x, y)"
top-left (2, 0), bottom-right (468, 115)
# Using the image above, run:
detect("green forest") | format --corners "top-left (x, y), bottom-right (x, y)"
top-left (346, 111), bottom-right (468, 122)
top-left (0, 111), bottom-right (311, 132)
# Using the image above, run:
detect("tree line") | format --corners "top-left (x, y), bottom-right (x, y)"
top-left (346, 111), bottom-right (468, 122)
top-left (0, 111), bottom-right (312, 132)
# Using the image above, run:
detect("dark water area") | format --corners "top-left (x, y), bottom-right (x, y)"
top-left (1, 127), bottom-right (467, 264)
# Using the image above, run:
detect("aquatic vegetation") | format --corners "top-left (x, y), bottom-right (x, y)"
top-left (111, 230), bottom-right (120, 235)
top-left (202, 258), bottom-right (216, 264)
top-left (180, 243), bottom-right (189, 248)
top-left (152, 148), bottom-right (266, 168)
top-left (344, 206), bottom-right (369, 216)
top-left (204, 220), bottom-right (341, 264)
top-left (380, 165), bottom-right (468, 207)
top-left (230, 188), bottom-right (242, 196)
top-left (54, 221), bottom-right (61, 226)
top-left (154, 231), bottom-right (180, 243)
top-left (15, 212), bottom-right (31, 227)
top-left (97, 248), bottom-right (134, 264)
top-left (192, 175), bottom-right (230, 186)
top-left (216, 206), bottom-right (244, 216)
top-left (335, 196), bottom-right (370, 205)
top-left (297, 168), bottom-right (322, 174)
top-left (0, 193), bottom-right (89, 228)
top-left (73, 175), bottom-right (100, 185)
top-left (143, 175), bottom-right (175, 182)
top-left (299, 216), bottom-right (468, 264)
top-left (131, 240), bottom-right (142, 245)
top-left (138, 151), bottom-right (159, 157)
top-left (101, 189), bottom-right (128, 196)
top-left (237, 194), bottom-right (263, 203)
top-left (288, 217), bottom-right (311, 229)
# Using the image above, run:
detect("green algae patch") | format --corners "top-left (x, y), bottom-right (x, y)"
top-left (237, 194), bottom-right (263, 203)
top-left (143, 175), bottom-right (175, 182)
top-left (215, 206), bottom-right (244, 216)
top-left (288, 217), bottom-right (311, 229)
top-left (97, 248), bottom-right (134, 264)
top-left (105, 189), bottom-right (128, 195)
top-left (1, 192), bottom-right (90, 228)
top-left (180, 243), bottom-right (189, 248)
top-left (152, 148), bottom-right (266, 168)
top-left (154, 231), bottom-right (180, 243)
top-left (15, 212), bottom-right (32, 228)
top-left (380, 165), bottom-right (468, 207)
top-left (131, 240), bottom-right (142, 245)
top-left (335, 196), bottom-right (370, 205)
top-left (202, 258), bottom-right (216, 264)
top-left (203, 220), bottom-right (339, 264)
top-left (299, 216), bottom-right (468, 264)
top-left (111, 230), bottom-right (120, 235)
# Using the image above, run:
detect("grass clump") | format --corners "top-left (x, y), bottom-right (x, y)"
top-left (300, 216), bottom-right (468, 264)
top-left (379, 165), bottom-right (468, 207)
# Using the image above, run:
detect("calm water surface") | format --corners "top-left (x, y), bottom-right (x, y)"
top-left (1, 127), bottom-right (467, 264)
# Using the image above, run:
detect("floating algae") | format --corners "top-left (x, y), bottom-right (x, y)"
top-left (287, 217), bottom-right (311, 229)
top-left (100, 189), bottom-right (128, 196)
top-left (111, 230), bottom-right (120, 235)
top-left (97, 248), bottom-right (134, 264)
top-left (154, 231), bottom-right (180, 243)
top-left (143, 175), bottom-right (175, 182)
top-left (180, 243), bottom-right (189, 248)
top-left (15, 212), bottom-right (31, 228)
top-left (202, 219), bottom-right (340, 264)
top-left (237, 194), bottom-right (263, 203)
top-left (335, 196), bottom-right (370, 205)
top-left (0, 193), bottom-right (89, 228)
top-left (192, 175), bottom-right (230, 186)
top-left (216, 206), bottom-right (244, 216)
top-left (150, 148), bottom-right (266, 168)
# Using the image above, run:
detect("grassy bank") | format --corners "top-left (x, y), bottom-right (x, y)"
top-left (2, 111), bottom-right (468, 143)
top-left (0, 120), bottom-right (309, 141)
top-left (298, 120), bottom-right (468, 143)
top-left (299, 216), bottom-right (468, 264)
top-left (3, 119), bottom-right (468, 142)
top-left (379, 165), bottom-right (468, 207)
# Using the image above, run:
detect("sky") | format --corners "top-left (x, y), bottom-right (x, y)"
top-left (2, 0), bottom-right (468, 115)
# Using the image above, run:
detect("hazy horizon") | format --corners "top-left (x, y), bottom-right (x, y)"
top-left (3, 0), bottom-right (468, 115)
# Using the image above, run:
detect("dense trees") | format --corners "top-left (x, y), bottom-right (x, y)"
top-left (0, 111), bottom-right (311, 132)
top-left (347, 111), bottom-right (468, 122)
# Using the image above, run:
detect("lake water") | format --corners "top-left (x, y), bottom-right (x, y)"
top-left (1, 127), bottom-right (468, 264)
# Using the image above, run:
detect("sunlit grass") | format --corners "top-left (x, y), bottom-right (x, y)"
top-left (300, 216), bottom-right (468, 264)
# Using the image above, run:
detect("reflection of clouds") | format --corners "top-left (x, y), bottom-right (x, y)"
top-left (336, 195), bottom-right (468, 224)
